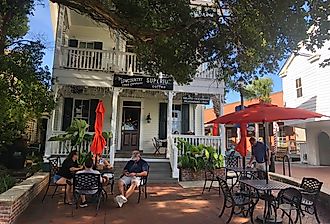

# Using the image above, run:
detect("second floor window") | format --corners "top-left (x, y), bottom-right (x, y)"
top-left (296, 78), bottom-right (302, 98)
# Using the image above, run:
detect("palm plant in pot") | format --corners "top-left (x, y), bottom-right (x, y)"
top-left (48, 119), bottom-right (112, 165)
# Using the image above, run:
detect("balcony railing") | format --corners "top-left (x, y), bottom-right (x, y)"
top-left (60, 47), bottom-right (140, 74)
top-left (59, 47), bottom-right (219, 80)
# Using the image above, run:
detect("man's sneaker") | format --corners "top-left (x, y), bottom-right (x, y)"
top-left (79, 201), bottom-right (88, 208)
top-left (115, 195), bottom-right (124, 208)
top-left (120, 195), bottom-right (128, 204)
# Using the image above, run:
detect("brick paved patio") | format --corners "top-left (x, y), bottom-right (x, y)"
top-left (15, 183), bottom-right (329, 224)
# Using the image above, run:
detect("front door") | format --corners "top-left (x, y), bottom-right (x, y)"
top-left (121, 102), bottom-right (141, 151)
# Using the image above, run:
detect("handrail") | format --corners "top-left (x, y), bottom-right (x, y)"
top-left (282, 154), bottom-right (291, 177)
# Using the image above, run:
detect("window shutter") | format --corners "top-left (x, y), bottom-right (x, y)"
top-left (68, 39), bottom-right (78, 48)
top-left (159, 103), bottom-right (168, 139)
top-left (89, 99), bottom-right (99, 132)
top-left (62, 98), bottom-right (73, 131)
top-left (181, 104), bottom-right (190, 134)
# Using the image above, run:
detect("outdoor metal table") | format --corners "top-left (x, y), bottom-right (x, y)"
top-left (239, 179), bottom-right (297, 224)
top-left (226, 167), bottom-right (259, 190)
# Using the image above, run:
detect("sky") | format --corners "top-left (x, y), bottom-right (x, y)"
top-left (27, 1), bottom-right (283, 104)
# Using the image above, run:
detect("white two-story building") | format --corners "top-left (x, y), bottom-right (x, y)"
top-left (46, 4), bottom-right (225, 178)
top-left (280, 41), bottom-right (330, 166)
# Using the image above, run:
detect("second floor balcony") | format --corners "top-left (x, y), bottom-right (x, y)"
top-left (58, 46), bottom-right (219, 80)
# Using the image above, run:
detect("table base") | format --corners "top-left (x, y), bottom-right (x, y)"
top-left (256, 215), bottom-right (282, 224)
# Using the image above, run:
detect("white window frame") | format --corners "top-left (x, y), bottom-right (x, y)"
top-left (296, 78), bottom-right (303, 98)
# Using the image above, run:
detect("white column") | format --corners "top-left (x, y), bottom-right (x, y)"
top-left (167, 91), bottom-right (174, 141)
top-left (201, 105), bottom-right (205, 136)
top-left (110, 88), bottom-right (121, 165)
top-left (219, 94), bottom-right (226, 156)
top-left (44, 84), bottom-right (60, 159)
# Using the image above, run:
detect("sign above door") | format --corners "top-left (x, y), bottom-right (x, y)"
top-left (182, 94), bottom-right (210, 104)
top-left (113, 74), bottom-right (173, 90)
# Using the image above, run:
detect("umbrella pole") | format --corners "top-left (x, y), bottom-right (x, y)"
top-left (263, 122), bottom-right (269, 184)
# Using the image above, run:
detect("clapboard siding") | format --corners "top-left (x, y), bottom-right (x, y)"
top-left (282, 41), bottom-right (330, 118)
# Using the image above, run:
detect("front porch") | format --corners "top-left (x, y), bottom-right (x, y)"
top-left (45, 85), bottom-right (224, 179)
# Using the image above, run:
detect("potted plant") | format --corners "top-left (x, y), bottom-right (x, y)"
top-left (177, 138), bottom-right (225, 181)
top-left (48, 119), bottom-right (112, 165)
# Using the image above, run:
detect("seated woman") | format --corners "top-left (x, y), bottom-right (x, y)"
top-left (76, 158), bottom-right (108, 208)
top-left (53, 150), bottom-right (82, 204)
top-left (94, 153), bottom-right (112, 170)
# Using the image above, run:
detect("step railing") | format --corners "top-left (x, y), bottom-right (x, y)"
top-left (60, 47), bottom-right (141, 74)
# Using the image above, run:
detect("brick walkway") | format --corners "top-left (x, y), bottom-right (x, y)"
top-left (16, 183), bottom-right (329, 224)
top-left (275, 163), bottom-right (330, 190)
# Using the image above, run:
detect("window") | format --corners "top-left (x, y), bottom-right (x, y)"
top-left (62, 98), bottom-right (99, 132)
top-left (296, 78), bottom-right (302, 98)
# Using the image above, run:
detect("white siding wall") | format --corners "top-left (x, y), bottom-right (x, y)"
top-left (141, 98), bottom-right (160, 153)
top-left (282, 41), bottom-right (330, 116)
top-left (68, 25), bottom-right (116, 50)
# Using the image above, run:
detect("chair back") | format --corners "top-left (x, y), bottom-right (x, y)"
top-left (73, 173), bottom-right (102, 192)
top-left (225, 156), bottom-right (240, 168)
top-left (152, 137), bottom-right (160, 149)
top-left (49, 157), bottom-right (60, 178)
top-left (277, 187), bottom-right (302, 208)
top-left (300, 177), bottom-right (323, 194)
top-left (141, 164), bottom-right (150, 186)
top-left (217, 176), bottom-right (233, 202)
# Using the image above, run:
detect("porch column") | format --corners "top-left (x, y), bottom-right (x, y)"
top-left (110, 88), bottom-right (121, 165)
top-left (219, 94), bottom-right (226, 156)
top-left (166, 91), bottom-right (174, 142)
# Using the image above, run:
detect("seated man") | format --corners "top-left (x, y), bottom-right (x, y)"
top-left (76, 158), bottom-right (108, 208)
top-left (115, 150), bottom-right (148, 208)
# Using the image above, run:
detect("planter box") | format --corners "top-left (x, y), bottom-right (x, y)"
top-left (180, 168), bottom-right (225, 181)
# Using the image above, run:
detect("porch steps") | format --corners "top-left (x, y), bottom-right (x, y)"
top-left (113, 161), bottom-right (177, 184)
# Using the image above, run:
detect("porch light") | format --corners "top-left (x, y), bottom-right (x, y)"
top-left (146, 113), bottom-right (152, 123)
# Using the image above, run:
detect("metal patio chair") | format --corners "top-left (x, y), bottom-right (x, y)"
top-left (225, 155), bottom-right (240, 190)
top-left (72, 173), bottom-right (103, 215)
top-left (273, 187), bottom-right (303, 224)
top-left (152, 137), bottom-right (167, 157)
top-left (42, 156), bottom-right (67, 203)
top-left (217, 176), bottom-right (257, 224)
top-left (202, 166), bottom-right (225, 195)
top-left (299, 177), bottom-right (323, 223)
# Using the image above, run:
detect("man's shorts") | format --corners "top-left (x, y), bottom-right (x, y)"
top-left (120, 176), bottom-right (141, 187)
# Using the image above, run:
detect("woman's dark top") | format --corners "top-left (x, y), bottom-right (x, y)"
top-left (57, 158), bottom-right (78, 179)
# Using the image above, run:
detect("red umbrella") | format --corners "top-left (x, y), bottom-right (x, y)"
top-left (212, 123), bottom-right (219, 136)
top-left (208, 103), bottom-right (326, 124)
top-left (235, 123), bottom-right (247, 157)
top-left (90, 100), bottom-right (106, 155)
top-left (208, 102), bottom-right (327, 183)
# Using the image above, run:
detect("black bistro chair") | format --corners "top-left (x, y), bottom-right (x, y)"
top-left (42, 156), bottom-right (67, 203)
top-left (122, 165), bottom-right (150, 203)
top-left (72, 173), bottom-right (103, 215)
top-left (299, 177), bottom-right (323, 223)
top-left (273, 187), bottom-right (303, 224)
top-left (152, 137), bottom-right (167, 157)
top-left (202, 166), bottom-right (225, 195)
top-left (217, 176), bottom-right (257, 224)
top-left (225, 155), bottom-right (240, 190)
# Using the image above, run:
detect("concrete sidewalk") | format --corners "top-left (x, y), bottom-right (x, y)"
top-left (275, 163), bottom-right (330, 190)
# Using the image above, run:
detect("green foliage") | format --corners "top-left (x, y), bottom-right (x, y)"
top-left (177, 139), bottom-right (224, 172)
top-left (50, 0), bottom-right (330, 84)
top-left (78, 151), bottom-right (93, 166)
top-left (0, 0), bottom-right (55, 146)
top-left (0, 174), bottom-right (16, 194)
top-left (244, 78), bottom-right (274, 103)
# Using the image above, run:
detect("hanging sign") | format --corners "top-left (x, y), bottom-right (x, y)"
top-left (182, 94), bottom-right (210, 104)
top-left (113, 74), bottom-right (173, 90)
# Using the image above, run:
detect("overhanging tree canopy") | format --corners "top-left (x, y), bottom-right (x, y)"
top-left (51, 0), bottom-right (329, 84)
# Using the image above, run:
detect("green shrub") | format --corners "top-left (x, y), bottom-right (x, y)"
top-left (177, 139), bottom-right (224, 171)
top-left (0, 175), bottom-right (16, 194)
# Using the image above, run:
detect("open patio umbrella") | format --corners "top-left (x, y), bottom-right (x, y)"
top-left (90, 100), bottom-right (106, 155)
top-left (208, 102), bottom-right (327, 183)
